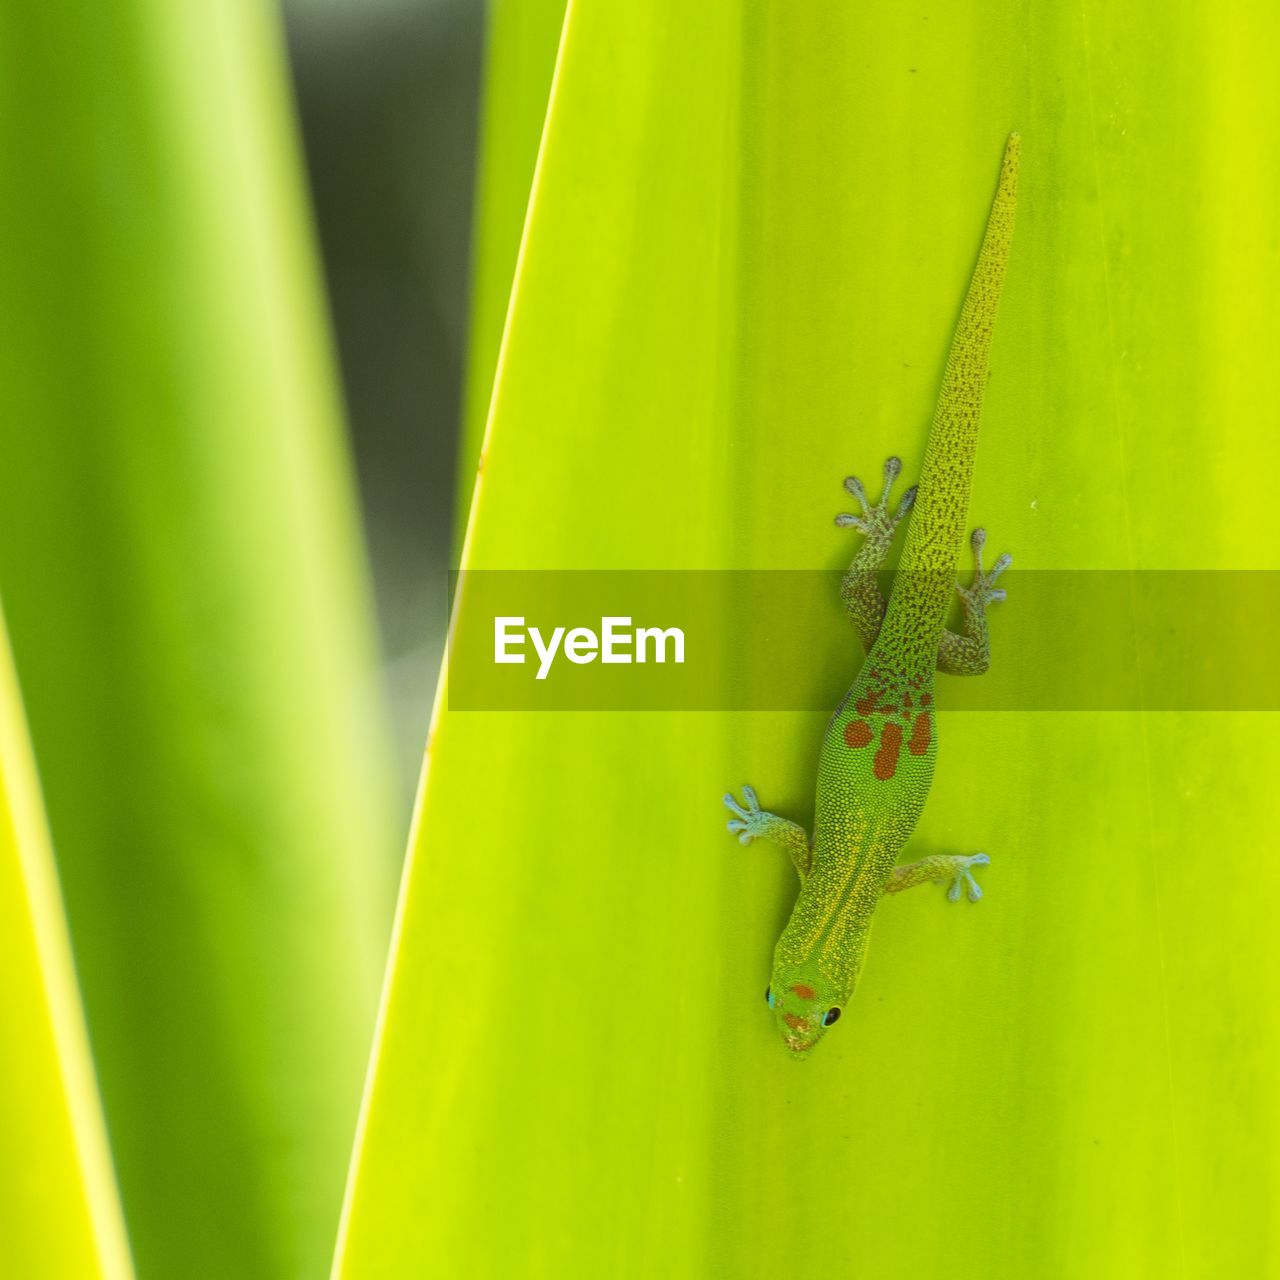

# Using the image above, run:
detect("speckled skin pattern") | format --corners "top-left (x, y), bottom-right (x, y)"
top-left (725, 135), bottom-right (1019, 1056)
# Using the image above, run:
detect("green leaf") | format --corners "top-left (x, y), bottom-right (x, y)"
top-left (0, 5), bottom-right (398, 1276)
top-left (340, 3), bottom-right (1279, 1277)
top-left (456, 0), bottom-right (567, 550)
top-left (0, 612), bottom-right (132, 1278)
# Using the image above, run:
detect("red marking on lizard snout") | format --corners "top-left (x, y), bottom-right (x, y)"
top-left (790, 983), bottom-right (816, 1000)
top-left (909, 711), bottom-right (932, 756)
top-left (783, 1013), bottom-right (809, 1031)
top-left (874, 722), bottom-right (903, 780)
top-left (843, 719), bottom-right (872, 748)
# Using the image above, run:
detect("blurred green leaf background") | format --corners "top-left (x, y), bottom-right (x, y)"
top-left (0, 1), bottom-right (466, 1275)
top-left (2, 0), bottom-right (1279, 1278)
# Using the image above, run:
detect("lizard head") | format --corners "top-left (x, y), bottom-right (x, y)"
top-left (765, 967), bottom-right (844, 1056)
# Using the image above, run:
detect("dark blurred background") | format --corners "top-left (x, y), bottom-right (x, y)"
top-left (282, 0), bottom-right (486, 794)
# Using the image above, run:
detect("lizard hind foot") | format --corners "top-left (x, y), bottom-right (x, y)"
top-left (946, 852), bottom-right (991, 903)
top-left (835, 455), bottom-right (917, 538)
top-left (957, 526), bottom-right (1011, 611)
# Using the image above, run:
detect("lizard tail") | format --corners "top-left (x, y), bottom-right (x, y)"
top-left (884, 133), bottom-right (1020, 637)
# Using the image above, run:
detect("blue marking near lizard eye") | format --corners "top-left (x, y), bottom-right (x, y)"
top-left (823, 1007), bottom-right (841, 1027)
top-left (765, 986), bottom-right (774, 1008)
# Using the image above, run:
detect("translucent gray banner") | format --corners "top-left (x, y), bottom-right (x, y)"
top-left (446, 570), bottom-right (1280, 711)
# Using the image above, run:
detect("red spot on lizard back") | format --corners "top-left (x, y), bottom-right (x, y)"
top-left (843, 719), bottom-right (872, 748)
top-left (874, 722), bottom-right (903, 780)
top-left (908, 711), bottom-right (932, 756)
top-left (855, 693), bottom-right (876, 717)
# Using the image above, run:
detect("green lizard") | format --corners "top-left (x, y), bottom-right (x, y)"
top-left (724, 134), bottom-right (1020, 1056)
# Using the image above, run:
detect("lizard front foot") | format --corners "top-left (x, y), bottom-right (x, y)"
top-left (956, 526), bottom-right (1011, 614)
top-left (947, 852), bottom-right (991, 903)
top-left (723, 787), bottom-right (813, 878)
top-left (723, 785), bottom-right (769, 844)
top-left (835, 455), bottom-right (917, 544)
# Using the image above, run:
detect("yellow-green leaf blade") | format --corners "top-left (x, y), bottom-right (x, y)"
top-left (339, 3), bottom-right (1280, 1277)
top-left (0, 610), bottom-right (132, 1280)
top-left (455, 0), bottom-right (567, 550)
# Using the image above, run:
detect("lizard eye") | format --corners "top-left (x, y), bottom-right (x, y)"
top-left (822, 1007), bottom-right (841, 1027)
top-left (765, 986), bottom-right (774, 1008)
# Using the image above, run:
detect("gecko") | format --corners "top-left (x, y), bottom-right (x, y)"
top-left (724, 134), bottom-right (1020, 1056)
